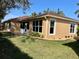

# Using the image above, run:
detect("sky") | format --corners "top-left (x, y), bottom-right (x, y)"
top-left (2, 0), bottom-right (79, 22)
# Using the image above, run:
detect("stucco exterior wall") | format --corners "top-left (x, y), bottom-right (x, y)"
top-left (29, 21), bottom-right (33, 32)
top-left (42, 17), bottom-right (77, 40)
top-left (4, 21), bottom-right (20, 33)
top-left (11, 21), bottom-right (20, 32)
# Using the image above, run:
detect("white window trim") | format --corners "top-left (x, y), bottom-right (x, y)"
top-left (75, 24), bottom-right (77, 34)
top-left (33, 20), bottom-right (42, 32)
top-left (69, 23), bottom-right (77, 34)
top-left (49, 18), bottom-right (56, 35)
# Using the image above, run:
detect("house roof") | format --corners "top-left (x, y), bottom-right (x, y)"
top-left (2, 12), bottom-right (79, 23)
top-left (15, 16), bottom-right (30, 21)
top-left (35, 13), bottom-right (79, 23)
top-left (2, 16), bottom-right (30, 23)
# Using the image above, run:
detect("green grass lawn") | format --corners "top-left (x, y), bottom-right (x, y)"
top-left (7, 36), bottom-right (79, 59)
top-left (0, 31), bottom-right (79, 59)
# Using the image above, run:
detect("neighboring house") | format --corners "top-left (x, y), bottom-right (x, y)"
top-left (2, 13), bottom-right (79, 40)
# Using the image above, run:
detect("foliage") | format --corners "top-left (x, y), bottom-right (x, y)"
top-left (29, 32), bottom-right (41, 37)
top-left (20, 35), bottom-right (36, 43)
top-left (74, 26), bottom-right (79, 41)
top-left (0, 0), bottom-right (30, 21)
top-left (77, 3), bottom-right (79, 6)
top-left (77, 26), bottom-right (79, 30)
top-left (38, 12), bottom-right (42, 15)
top-left (0, 0), bottom-right (30, 11)
top-left (43, 8), bottom-right (50, 14)
top-left (43, 8), bottom-right (65, 15)
top-left (77, 26), bottom-right (79, 36)
top-left (20, 32), bottom-right (43, 43)
top-left (21, 38), bottom-right (26, 43)
top-left (40, 8), bottom-right (65, 16)
top-left (31, 12), bottom-right (37, 17)
top-left (31, 8), bottom-right (65, 17)
top-left (75, 2), bottom-right (79, 17)
top-left (74, 36), bottom-right (79, 41)
top-left (57, 8), bottom-right (65, 16)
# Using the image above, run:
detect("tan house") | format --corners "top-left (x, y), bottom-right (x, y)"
top-left (3, 13), bottom-right (79, 40)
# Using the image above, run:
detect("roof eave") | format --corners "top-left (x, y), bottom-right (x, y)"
top-left (37, 14), bottom-right (79, 23)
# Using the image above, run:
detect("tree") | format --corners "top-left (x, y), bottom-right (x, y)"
top-left (75, 3), bottom-right (79, 17)
top-left (38, 12), bottom-right (42, 16)
top-left (31, 12), bottom-right (37, 17)
top-left (57, 8), bottom-right (65, 16)
top-left (75, 3), bottom-right (79, 37)
top-left (0, 0), bottom-right (30, 22)
top-left (43, 8), bottom-right (50, 14)
top-left (43, 8), bottom-right (65, 16)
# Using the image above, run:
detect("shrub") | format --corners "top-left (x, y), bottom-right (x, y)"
top-left (77, 26), bottom-right (79, 36)
top-left (21, 39), bottom-right (26, 42)
top-left (29, 32), bottom-right (41, 37)
top-left (74, 36), bottom-right (79, 41)
top-left (21, 32), bottom-right (43, 43)
top-left (21, 35), bottom-right (35, 43)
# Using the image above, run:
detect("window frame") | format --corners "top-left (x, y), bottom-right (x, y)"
top-left (33, 20), bottom-right (42, 32)
top-left (49, 18), bottom-right (56, 35)
top-left (69, 23), bottom-right (77, 34)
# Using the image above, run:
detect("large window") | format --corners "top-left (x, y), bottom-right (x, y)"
top-left (33, 20), bottom-right (42, 32)
top-left (20, 22), bottom-right (25, 29)
top-left (27, 22), bottom-right (29, 29)
top-left (70, 23), bottom-right (76, 33)
top-left (49, 19), bottom-right (55, 34)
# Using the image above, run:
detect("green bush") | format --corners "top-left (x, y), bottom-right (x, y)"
top-left (74, 36), bottom-right (79, 41)
top-left (21, 39), bottom-right (26, 42)
top-left (29, 32), bottom-right (41, 37)
top-left (77, 26), bottom-right (79, 36)
top-left (21, 35), bottom-right (35, 43)
top-left (21, 32), bottom-right (43, 43)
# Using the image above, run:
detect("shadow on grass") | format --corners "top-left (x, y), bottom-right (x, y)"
top-left (63, 41), bottom-right (79, 57)
top-left (0, 37), bottom-right (33, 59)
top-left (0, 32), bottom-right (15, 38)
